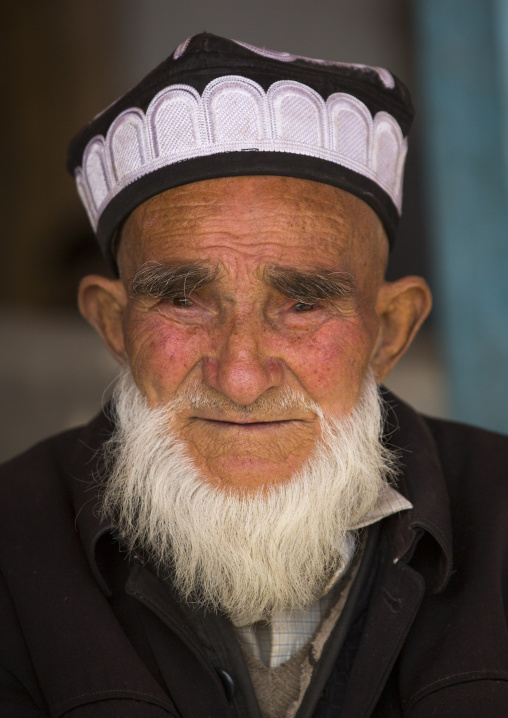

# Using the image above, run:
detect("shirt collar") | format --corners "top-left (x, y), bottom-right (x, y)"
top-left (320, 484), bottom-right (413, 596)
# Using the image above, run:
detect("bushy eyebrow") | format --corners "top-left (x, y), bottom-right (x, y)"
top-left (264, 266), bottom-right (357, 304)
top-left (130, 261), bottom-right (356, 305)
top-left (130, 261), bottom-right (220, 299)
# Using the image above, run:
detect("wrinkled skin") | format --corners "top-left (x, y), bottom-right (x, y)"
top-left (79, 176), bottom-right (431, 491)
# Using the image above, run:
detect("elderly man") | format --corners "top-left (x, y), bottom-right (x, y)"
top-left (1, 33), bottom-right (507, 718)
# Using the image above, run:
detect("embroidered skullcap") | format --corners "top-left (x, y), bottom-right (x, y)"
top-left (68, 32), bottom-right (414, 271)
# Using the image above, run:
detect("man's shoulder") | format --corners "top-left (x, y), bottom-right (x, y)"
top-left (387, 391), bottom-right (508, 513)
top-left (0, 409), bottom-right (114, 584)
top-left (0, 427), bottom-right (81, 505)
top-left (416, 411), bottom-right (508, 522)
top-left (0, 408), bottom-right (113, 501)
top-left (389, 389), bottom-right (508, 472)
top-left (0, 426), bottom-right (81, 473)
top-left (422, 412), bottom-right (508, 477)
top-left (423, 410), bottom-right (508, 447)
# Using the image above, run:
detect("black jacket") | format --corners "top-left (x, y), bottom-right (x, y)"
top-left (0, 394), bottom-right (508, 717)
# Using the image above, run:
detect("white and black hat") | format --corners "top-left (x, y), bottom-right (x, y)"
top-left (68, 33), bottom-right (414, 271)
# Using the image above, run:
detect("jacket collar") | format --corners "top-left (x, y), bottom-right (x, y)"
top-left (67, 391), bottom-right (454, 597)
top-left (67, 406), bottom-right (116, 596)
top-left (382, 389), bottom-right (453, 592)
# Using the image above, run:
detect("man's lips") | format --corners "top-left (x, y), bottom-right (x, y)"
top-left (191, 417), bottom-right (303, 429)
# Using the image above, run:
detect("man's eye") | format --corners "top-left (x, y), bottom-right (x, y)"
top-left (172, 296), bottom-right (193, 307)
top-left (294, 302), bottom-right (316, 312)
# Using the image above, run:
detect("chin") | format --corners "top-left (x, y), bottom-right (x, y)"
top-left (197, 455), bottom-right (308, 493)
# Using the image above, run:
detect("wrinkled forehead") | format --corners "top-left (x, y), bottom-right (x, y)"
top-left (117, 176), bottom-right (389, 278)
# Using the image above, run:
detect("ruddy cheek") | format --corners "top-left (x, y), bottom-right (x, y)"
top-left (286, 322), bottom-right (371, 403)
top-left (125, 314), bottom-right (202, 401)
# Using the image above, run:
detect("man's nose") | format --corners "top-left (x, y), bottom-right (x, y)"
top-left (201, 313), bottom-right (283, 406)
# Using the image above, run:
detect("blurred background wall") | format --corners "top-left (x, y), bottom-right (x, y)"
top-left (1, 0), bottom-right (507, 462)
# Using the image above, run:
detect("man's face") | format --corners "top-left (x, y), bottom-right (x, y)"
top-left (82, 176), bottom-right (430, 491)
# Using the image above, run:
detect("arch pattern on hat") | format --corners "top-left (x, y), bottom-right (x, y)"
top-left (74, 75), bottom-right (407, 231)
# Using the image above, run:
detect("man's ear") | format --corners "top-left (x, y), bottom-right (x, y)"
top-left (370, 276), bottom-right (432, 383)
top-left (78, 275), bottom-right (128, 363)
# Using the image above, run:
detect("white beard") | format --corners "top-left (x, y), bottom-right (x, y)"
top-left (101, 369), bottom-right (398, 624)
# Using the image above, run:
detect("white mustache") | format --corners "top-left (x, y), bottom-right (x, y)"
top-left (165, 382), bottom-right (323, 418)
